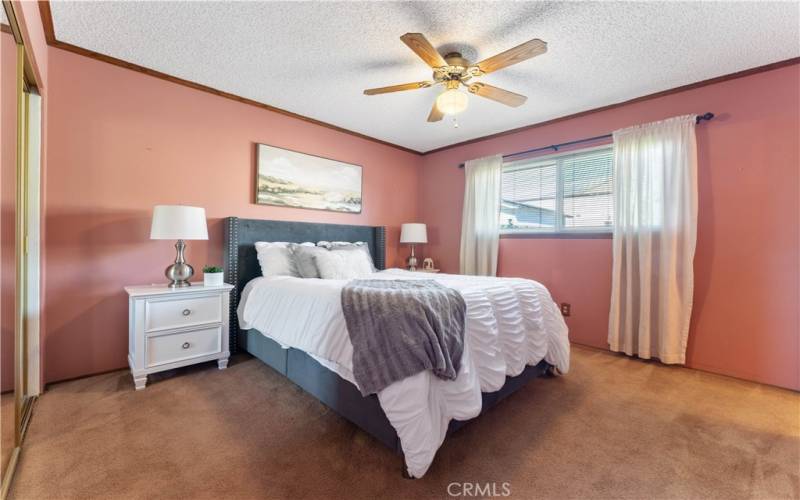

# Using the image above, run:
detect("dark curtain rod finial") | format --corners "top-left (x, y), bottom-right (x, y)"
top-left (696, 112), bottom-right (714, 123)
top-left (458, 112), bottom-right (715, 168)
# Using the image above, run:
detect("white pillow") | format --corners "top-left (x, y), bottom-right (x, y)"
top-left (314, 246), bottom-right (375, 279)
top-left (254, 241), bottom-right (306, 277)
top-left (316, 242), bottom-right (376, 271)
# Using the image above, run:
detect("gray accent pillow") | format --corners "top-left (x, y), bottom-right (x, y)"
top-left (289, 244), bottom-right (327, 278)
top-left (317, 241), bottom-right (367, 249)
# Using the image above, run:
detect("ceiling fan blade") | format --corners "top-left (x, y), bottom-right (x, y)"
top-left (468, 83), bottom-right (527, 107)
top-left (427, 102), bottom-right (444, 122)
top-left (474, 38), bottom-right (547, 75)
top-left (363, 81), bottom-right (432, 95)
top-left (400, 33), bottom-right (447, 68)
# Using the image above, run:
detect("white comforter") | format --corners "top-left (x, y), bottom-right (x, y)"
top-left (237, 269), bottom-right (570, 477)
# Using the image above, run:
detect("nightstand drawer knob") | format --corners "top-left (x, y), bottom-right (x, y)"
top-left (182, 309), bottom-right (192, 316)
top-left (182, 342), bottom-right (191, 349)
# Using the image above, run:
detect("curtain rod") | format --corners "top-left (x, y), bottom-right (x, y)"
top-left (457, 112), bottom-right (715, 168)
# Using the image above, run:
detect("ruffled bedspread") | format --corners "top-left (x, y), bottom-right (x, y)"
top-left (238, 269), bottom-right (570, 478)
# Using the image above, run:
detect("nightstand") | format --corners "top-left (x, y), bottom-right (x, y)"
top-left (125, 283), bottom-right (234, 390)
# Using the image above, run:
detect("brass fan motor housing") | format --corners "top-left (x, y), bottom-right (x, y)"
top-left (443, 52), bottom-right (470, 71)
top-left (433, 52), bottom-right (474, 83)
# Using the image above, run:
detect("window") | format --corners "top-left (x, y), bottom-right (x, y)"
top-left (500, 146), bottom-right (614, 234)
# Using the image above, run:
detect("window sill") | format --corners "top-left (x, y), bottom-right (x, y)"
top-left (500, 231), bottom-right (612, 240)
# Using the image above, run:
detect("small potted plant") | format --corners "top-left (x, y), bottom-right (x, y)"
top-left (203, 265), bottom-right (224, 287)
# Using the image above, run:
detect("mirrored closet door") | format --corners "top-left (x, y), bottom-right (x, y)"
top-left (1, 1), bottom-right (42, 497)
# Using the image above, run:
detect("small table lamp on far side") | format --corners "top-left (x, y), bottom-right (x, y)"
top-left (400, 223), bottom-right (427, 271)
top-left (150, 205), bottom-right (209, 288)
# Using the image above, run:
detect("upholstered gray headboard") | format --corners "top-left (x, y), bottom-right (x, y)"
top-left (222, 217), bottom-right (386, 352)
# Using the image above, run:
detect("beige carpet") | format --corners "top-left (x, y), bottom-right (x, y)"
top-left (8, 345), bottom-right (800, 500)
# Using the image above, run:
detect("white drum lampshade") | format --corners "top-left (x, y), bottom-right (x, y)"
top-left (400, 223), bottom-right (427, 244)
top-left (150, 205), bottom-right (208, 288)
top-left (150, 205), bottom-right (209, 240)
top-left (400, 223), bottom-right (427, 271)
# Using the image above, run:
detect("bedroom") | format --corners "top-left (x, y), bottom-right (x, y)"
top-left (0, 1), bottom-right (798, 499)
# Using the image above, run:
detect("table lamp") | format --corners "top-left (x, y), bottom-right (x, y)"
top-left (150, 205), bottom-right (209, 287)
top-left (400, 223), bottom-right (427, 271)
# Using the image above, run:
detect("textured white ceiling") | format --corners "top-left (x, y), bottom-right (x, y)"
top-left (1, 6), bottom-right (8, 26)
top-left (50, 1), bottom-right (799, 152)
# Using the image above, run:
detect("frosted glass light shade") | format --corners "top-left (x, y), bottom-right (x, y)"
top-left (436, 89), bottom-right (468, 115)
top-left (400, 223), bottom-right (428, 244)
top-left (150, 205), bottom-right (209, 240)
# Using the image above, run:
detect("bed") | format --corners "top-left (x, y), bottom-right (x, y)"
top-left (223, 217), bottom-right (570, 477)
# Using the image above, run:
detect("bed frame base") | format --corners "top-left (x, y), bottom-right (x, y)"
top-left (241, 329), bottom-right (551, 454)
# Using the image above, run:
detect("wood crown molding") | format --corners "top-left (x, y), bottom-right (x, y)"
top-left (37, 0), bottom-right (54, 43)
top-left (422, 56), bottom-right (800, 155)
top-left (38, 1), bottom-right (800, 157)
top-left (37, 1), bottom-right (422, 155)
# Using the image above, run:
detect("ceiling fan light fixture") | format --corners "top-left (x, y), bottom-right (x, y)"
top-left (436, 88), bottom-right (468, 116)
top-left (363, 33), bottom-right (546, 123)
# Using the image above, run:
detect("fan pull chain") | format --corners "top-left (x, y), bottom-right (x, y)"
top-left (452, 117), bottom-right (459, 129)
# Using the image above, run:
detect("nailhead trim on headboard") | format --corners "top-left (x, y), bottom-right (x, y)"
top-left (375, 226), bottom-right (386, 270)
top-left (224, 217), bottom-right (240, 353)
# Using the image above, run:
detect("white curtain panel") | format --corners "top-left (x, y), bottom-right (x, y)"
top-left (460, 154), bottom-right (503, 276)
top-left (608, 115), bottom-right (698, 364)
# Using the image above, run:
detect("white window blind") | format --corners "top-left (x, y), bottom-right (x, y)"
top-left (500, 146), bottom-right (613, 233)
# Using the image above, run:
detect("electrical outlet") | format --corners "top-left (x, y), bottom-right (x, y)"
top-left (560, 303), bottom-right (571, 317)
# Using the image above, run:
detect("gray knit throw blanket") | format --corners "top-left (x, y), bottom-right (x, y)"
top-left (341, 279), bottom-right (466, 396)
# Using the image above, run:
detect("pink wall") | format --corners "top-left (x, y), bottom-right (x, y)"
top-left (420, 64), bottom-right (800, 391)
top-left (497, 238), bottom-right (613, 350)
top-left (1, 31), bottom-right (16, 392)
top-left (43, 48), bottom-right (421, 383)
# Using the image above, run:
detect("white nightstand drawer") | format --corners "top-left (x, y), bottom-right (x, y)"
top-left (146, 327), bottom-right (221, 368)
top-left (145, 294), bottom-right (222, 332)
top-left (127, 283), bottom-right (233, 390)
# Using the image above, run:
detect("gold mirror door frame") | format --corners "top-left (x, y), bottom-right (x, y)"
top-left (15, 46), bottom-right (36, 449)
top-left (1, 1), bottom-right (40, 497)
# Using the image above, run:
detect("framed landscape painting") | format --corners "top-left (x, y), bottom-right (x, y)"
top-left (256, 144), bottom-right (362, 213)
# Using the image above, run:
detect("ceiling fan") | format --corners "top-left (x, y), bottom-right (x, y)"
top-left (363, 33), bottom-right (547, 122)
